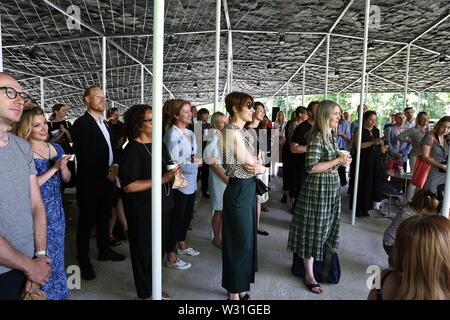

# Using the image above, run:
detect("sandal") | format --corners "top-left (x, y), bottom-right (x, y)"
top-left (239, 293), bottom-right (250, 300)
top-left (303, 279), bottom-right (323, 294)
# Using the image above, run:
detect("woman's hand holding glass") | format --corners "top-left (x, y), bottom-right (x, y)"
top-left (337, 154), bottom-right (352, 167)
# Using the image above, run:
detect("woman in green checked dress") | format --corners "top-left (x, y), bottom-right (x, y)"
top-left (287, 100), bottom-right (352, 294)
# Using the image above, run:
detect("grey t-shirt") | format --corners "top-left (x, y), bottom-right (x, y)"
top-left (0, 133), bottom-right (36, 274)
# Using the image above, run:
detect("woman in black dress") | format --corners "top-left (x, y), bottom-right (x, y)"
top-left (48, 104), bottom-right (73, 153)
top-left (120, 104), bottom-right (180, 299)
top-left (349, 110), bottom-right (383, 217)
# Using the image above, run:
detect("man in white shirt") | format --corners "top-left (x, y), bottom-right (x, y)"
top-left (71, 86), bottom-right (125, 281)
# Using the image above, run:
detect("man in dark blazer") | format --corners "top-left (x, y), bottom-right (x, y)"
top-left (72, 85), bottom-right (125, 281)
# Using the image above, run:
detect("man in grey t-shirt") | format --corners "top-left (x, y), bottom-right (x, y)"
top-left (0, 72), bottom-right (51, 299)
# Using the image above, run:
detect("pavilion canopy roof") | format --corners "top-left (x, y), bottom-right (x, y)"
top-left (1, 0), bottom-right (449, 117)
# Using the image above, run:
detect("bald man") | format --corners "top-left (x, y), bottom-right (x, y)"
top-left (0, 72), bottom-right (51, 299)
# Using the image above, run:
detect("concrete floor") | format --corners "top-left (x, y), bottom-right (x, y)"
top-left (64, 176), bottom-right (395, 300)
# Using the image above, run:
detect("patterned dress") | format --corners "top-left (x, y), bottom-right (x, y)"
top-left (287, 132), bottom-right (341, 261)
top-left (35, 143), bottom-right (68, 300)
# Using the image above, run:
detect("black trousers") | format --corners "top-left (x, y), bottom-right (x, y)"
top-left (76, 176), bottom-right (114, 266)
top-left (201, 164), bottom-right (209, 196)
top-left (0, 269), bottom-right (25, 300)
top-left (169, 190), bottom-right (196, 250)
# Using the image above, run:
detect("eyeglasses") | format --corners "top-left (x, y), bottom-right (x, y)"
top-left (0, 86), bottom-right (30, 103)
top-left (246, 101), bottom-right (254, 109)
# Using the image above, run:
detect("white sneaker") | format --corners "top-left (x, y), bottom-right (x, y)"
top-left (373, 201), bottom-right (383, 211)
top-left (177, 247), bottom-right (200, 256)
top-left (165, 258), bottom-right (191, 270)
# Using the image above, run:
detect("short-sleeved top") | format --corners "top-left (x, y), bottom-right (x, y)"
top-left (223, 123), bottom-right (254, 179)
top-left (305, 132), bottom-right (340, 173)
top-left (0, 133), bottom-right (36, 274)
top-left (421, 132), bottom-right (449, 163)
top-left (291, 120), bottom-right (313, 168)
top-left (120, 141), bottom-right (174, 213)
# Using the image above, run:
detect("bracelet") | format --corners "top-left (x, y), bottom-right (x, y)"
top-left (34, 250), bottom-right (48, 257)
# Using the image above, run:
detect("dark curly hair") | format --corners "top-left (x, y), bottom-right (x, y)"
top-left (123, 104), bottom-right (152, 141)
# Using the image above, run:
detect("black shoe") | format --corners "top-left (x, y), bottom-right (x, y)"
top-left (281, 194), bottom-right (287, 203)
top-left (109, 235), bottom-right (122, 247)
top-left (98, 249), bottom-right (126, 262)
top-left (80, 264), bottom-right (96, 280)
top-left (257, 230), bottom-right (269, 236)
top-left (117, 231), bottom-right (128, 241)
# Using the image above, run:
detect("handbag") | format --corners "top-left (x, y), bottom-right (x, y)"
top-left (291, 242), bottom-right (341, 284)
top-left (255, 178), bottom-right (268, 196)
top-left (411, 135), bottom-right (434, 189)
top-left (411, 156), bottom-right (432, 189)
top-left (172, 173), bottom-right (188, 189)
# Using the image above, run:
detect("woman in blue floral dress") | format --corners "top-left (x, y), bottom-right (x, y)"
top-left (15, 107), bottom-right (72, 300)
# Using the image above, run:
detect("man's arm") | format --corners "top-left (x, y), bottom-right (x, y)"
top-left (0, 235), bottom-right (34, 274)
top-left (29, 175), bottom-right (47, 253)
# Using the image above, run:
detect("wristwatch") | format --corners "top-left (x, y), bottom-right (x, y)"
top-left (34, 250), bottom-right (48, 257)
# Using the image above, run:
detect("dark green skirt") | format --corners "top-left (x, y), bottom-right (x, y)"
top-left (222, 177), bottom-right (258, 293)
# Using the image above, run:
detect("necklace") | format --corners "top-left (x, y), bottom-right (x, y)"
top-left (143, 143), bottom-right (152, 157)
top-left (140, 142), bottom-right (170, 197)
top-left (32, 142), bottom-right (51, 160)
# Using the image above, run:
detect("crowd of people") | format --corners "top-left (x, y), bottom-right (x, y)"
top-left (1, 70), bottom-right (450, 300)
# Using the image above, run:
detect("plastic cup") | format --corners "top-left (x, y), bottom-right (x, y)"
top-left (167, 164), bottom-right (177, 171)
top-left (339, 150), bottom-right (350, 157)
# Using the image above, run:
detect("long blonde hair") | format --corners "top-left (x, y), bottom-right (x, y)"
top-left (13, 107), bottom-right (45, 141)
top-left (394, 215), bottom-right (450, 299)
top-left (309, 100), bottom-right (338, 145)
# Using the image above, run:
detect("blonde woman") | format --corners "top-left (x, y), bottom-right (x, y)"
top-left (14, 107), bottom-right (71, 300)
top-left (369, 215), bottom-right (450, 300)
top-left (163, 99), bottom-right (201, 263)
top-left (205, 112), bottom-right (228, 248)
top-left (287, 100), bottom-right (352, 294)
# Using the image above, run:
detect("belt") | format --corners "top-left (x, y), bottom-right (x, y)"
top-left (311, 170), bottom-right (338, 174)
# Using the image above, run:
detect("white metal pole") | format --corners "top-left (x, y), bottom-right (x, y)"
top-left (0, 14), bottom-right (3, 72)
top-left (441, 169), bottom-right (450, 218)
top-left (364, 73), bottom-right (369, 105)
top-left (141, 64), bottom-right (145, 104)
top-left (351, 0), bottom-right (371, 226)
top-left (102, 37), bottom-right (107, 94)
top-left (403, 43), bottom-right (411, 108)
top-left (227, 30), bottom-right (232, 93)
top-left (302, 64), bottom-right (306, 106)
top-left (325, 33), bottom-right (330, 99)
top-left (40, 77), bottom-right (44, 108)
top-left (214, 0), bottom-right (221, 112)
top-left (286, 81), bottom-right (289, 111)
top-left (151, 0), bottom-right (164, 300)
top-left (228, 30), bottom-right (233, 93)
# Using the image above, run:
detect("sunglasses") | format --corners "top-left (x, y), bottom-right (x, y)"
top-left (246, 101), bottom-right (254, 109)
top-left (0, 86), bottom-right (31, 103)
